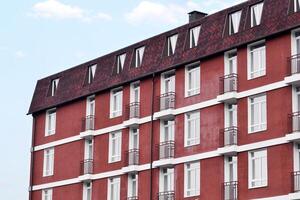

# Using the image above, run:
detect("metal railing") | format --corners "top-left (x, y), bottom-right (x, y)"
top-left (127, 197), bottom-right (138, 200)
top-left (289, 54), bottom-right (300, 75)
top-left (220, 127), bottom-right (238, 147)
top-left (220, 74), bottom-right (238, 95)
top-left (159, 92), bottom-right (176, 111)
top-left (224, 181), bottom-right (238, 200)
top-left (127, 102), bottom-right (140, 119)
top-left (158, 191), bottom-right (175, 200)
top-left (81, 115), bottom-right (95, 132)
top-left (293, 171), bottom-right (300, 192)
top-left (289, 112), bottom-right (300, 133)
top-left (80, 159), bottom-right (93, 175)
top-left (127, 149), bottom-right (139, 166)
top-left (159, 141), bottom-right (175, 159)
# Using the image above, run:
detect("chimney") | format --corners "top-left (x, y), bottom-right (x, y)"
top-left (188, 11), bottom-right (208, 23)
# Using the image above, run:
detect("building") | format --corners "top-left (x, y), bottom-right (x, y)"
top-left (27, 0), bottom-right (300, 199)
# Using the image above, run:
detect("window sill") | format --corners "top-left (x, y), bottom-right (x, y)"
top-left (247, 73), bottom-right (266, 81)
top-left (184, 143), bottom-right (200, 148)
top-left (248, 184), bottom-right (268, 190)
top-left (184, 92), bottom-right (200, 98)
top-left (248, 128), bottom-right (267, 134)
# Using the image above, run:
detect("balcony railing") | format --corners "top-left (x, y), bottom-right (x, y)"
top-left (289, 112), bottom-right (300, 133)
top-left (127, 196), bottom-right (138, 200)
top-left (158, 191), bottom-right (175, 200)
top-left (219, 74), bottom-right (238, 95)
top-left (159, 141), bottom-right (175, 159)
top-left (127, 149), bottom-right (139, 166)
top-left (159, 92), bottom-right (176, 111)
top-left (293, 171), bottom-right (300, 192)
top-left (81, 115), bottom-right (95, 132)
top-left (224, 181), bottom-right (238, 200)
top-left (289, 54), bottom-right (300, 75)
top-left (80, 159), bottom-right (93, 175)
top-left (220, 127), bottom-right (238, 147)
top-left (127, 102), bottom-right (140, 119)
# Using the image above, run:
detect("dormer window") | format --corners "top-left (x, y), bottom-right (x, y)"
top-left (117, 53), bottom-right (126, 74)
top-left (88, 64), bottom-right (97, 84)
top-left (167, 34), bottom-right (178, 56)
top-left (50, 78), bottom-right (59, 96)
top-left (295, 0), bottom-right (300, 12)
top-left (229, 11), bottom-right (242, 35)
top-left (189, 26), bottom-right (201, 48)
top-left (135, 46), bottom-right (145, 68)
top-left (250, 2), bottom-right (264, 27)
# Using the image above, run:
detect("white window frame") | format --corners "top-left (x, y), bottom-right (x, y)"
top-left (42, 188), bottom-right (53, 200)
top-left (130, 81), bottom-right (140, 103)
top-left (291, 28), bottom-right (300, 56)
top-left (110, 88), bottom-right (123, 118)
top-left (248, 149), bottom-right (268, 189)
top-left (229, 11), bottom-right (242, 35)
top-left (184, 111), bottom-right (200, 147)
top-left (84, 139), bottom-right (93, 160)
top-left (185, 62), bottom-right (200, 97)
top-left (135, 46), bottom-right (145, 68)
top-left (224, 49), bottom-right (237, 75)
top-left (127, 173), bottom-right (138, 198)
top-left (248, 93), bottom-right (267, 133)
top-left (159, 168), bottom-right (174, 192)
top-left (129, 128), bottom-right (139, 150)
top-left (116, 54), bottom-right (126, 74)
top-left (161, 70), bottom-right (175, 95)
top-left (167, 34), bottom-right (178, 56)
top-left (50, 78), bottom-right (59, 96)
top-left (86, 96), bottom-right (95, 116)
top-left (250, 2), bottom-right (264, 27)
top-left (43, 148), bottom-right (54, 177)
top-left (225, 104), bottom-right (237, 127)
top-left (88, 64), bottom-right (97, 84)
top-left (294, 143), bottom-right (300, 171)
top-left (160, 119), bottom-right (175, 142)
top-left (83, 182), bottom-right (92, 200)
top-left (295, 0), bottom-right (300, 12)
top-left (107, 177), bottom-right (121, 200)
top-left (247, 41), bottom-right (266, 80)
top-left (189, 26), bottom-right (201, 48)
top-left (184, 162), bottom-right (200, 197)
top-left (224, 156), bottom-right (238, 182)
top-left (45, 108), bottom-right (56, 136)
top-left (108, 131), bottom-right (122, 163)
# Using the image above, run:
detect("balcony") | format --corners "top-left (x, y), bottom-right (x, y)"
top-left (78, 159), bottom-right (93, 182)
top-left (217, 74), bottom-right (238, 103)
top-left (127, 197), bottom-right (138, 200)
top-left (218, 127), bottom-right (238, 155)
top-left (158, 191), bottom-right (175, 200)
top-left (80, 115), bottom-right (95, 139)
top-left (284, 54), bottom-right (300, 86)
top-left (286, 112), bottom-right (300, 142)
top-left (153, 141), bottom-right (175, 168)
top-left (122, 149), bottom-right (139, 174)
top-left (154, 92), bottom-right (176, 120)
top-left (224, 181), bottom-right (238, 200)
top-left (290, 171), bottom-right (300, 199)
top-left (124, 102), bottom-right (140, 128)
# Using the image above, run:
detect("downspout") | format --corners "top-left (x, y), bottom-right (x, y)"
top-left (150, 73), bottom-right (155, 200)
top-left (28, 115), bottom-right (36, 200)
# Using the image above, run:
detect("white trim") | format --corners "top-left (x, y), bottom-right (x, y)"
top-left (291, 28), bottom-right (300, 56)
top-left (45, 108), bottom-right (56, 137)
top-left (184, 111), bottom-right (200, 147)
top-left (248, 149), bottom-right (268, 189)
top-left (108, 131), bottom-right (122, 163)
top-left (247, 40), bottom-right (266, 80)
top-left (110, 87), bottom-right (123, 118)
top-left (42, 188), bottom-right (53, 200)
top-left (107, 177), bottom-right (121, 200)
top-left (248, 93), bottom-right (267, 134)
top-left (184, 161), bottom-right (200, 197)
top-left (185, 63), bottom-right (201, 97)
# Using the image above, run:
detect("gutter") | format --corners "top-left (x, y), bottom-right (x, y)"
top-left (28, 116), bottom-right (36, 200)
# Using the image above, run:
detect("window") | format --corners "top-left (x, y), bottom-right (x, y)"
top-left (159, 168), bottom-right (174, 192)
top-left (129, 128), bottom-right (139, 150)
top-left (50, 78), bottom-right (59, 96)
top-left (248, 94), bottom-right (267, 133)
top-left (128, 174), bottom-right (138, 198)
top-left (161, 71), bottom-right (175, 94)
top-left (110, 88), bottom-right (123, 118)
top-left (250, 2), bottom-right (264, 27)
top-left (229, 11), bottom-right (242, 35)
top-left (130, 82), bottom-right (140, 103)
top-left (84, 139), bottom-right (93, 160)
top-left (185, 64), bottom-right (200, 97)
top-left (184, 162), bottom-right (200, 197)
top-left (45, 109), bottom-right (56, 136)
top-left (248, 42), bottom-right (266, 79)
top-left (42, 189), bottom-right (53, 200)
top-left (88, 65), bottom-right (97, 84)
top-left (135, 46), bottom-right (145, 68)
top-left (225, 104), bottom-right (237, 127)
top-left (86, 96), bottom-right (95, 116)
top-left (161, 120), bottom-right (175, 142)
top-left (109, 131), bottom-right (122, 163)
top-left (167, 34), bottom-right (178, 56)
top-left (83, 182), bottom-right (92, 200)
top-left (224, 156), bottom-right (237, 182)
top-left (292, 30), bottom-right (300, 56)
top-left (295, 0), bottom-right (300, 12)
top-left (248, 149), bottom-right (267, 188)
top-left (116, 54), bottom-right (126, 74)
top-left (43, 148), bottom-right (54, 177)
top-left (225, 50), bottom-right (237, 75)
top-left (185, 111), bottom-right (200, 147)
top-left (189, 26), bottom-right (201, 48)
top-left (108, 177), bottom-right (120, 200)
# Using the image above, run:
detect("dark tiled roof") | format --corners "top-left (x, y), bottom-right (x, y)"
top-left (28, 0), bottom-right (300, 114)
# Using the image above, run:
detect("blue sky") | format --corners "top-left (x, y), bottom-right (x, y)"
top-left (0, 0), bottom-right (244, 199)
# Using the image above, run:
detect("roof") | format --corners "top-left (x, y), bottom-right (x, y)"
top-left (28, 0), bottom-right (300, 114)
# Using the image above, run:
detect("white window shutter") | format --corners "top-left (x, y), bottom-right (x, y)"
top-left (232, 11), bottom-right (241, 33)
top-left (254, 3), bottom-right (263, 25)
top-left (170, 35), bottom-right (178, 54)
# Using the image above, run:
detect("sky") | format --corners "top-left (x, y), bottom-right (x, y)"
top-left (0, 0), bottom-right (244, 199)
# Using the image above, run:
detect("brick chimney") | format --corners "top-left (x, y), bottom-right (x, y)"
top-left (188, 11), bottom-right (208, 23)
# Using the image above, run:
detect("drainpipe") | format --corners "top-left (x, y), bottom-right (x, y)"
top-left (28, 115), bottom-right (36, 200)
top-left (150, 73), bottom-right (155, 200)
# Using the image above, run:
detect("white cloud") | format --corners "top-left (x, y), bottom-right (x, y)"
top-left (15, 50), bottom-right (26, 58)
top-left (31, 0), bottom-right (111, 22)
top-left (125, 0), bottom-right (245, 25)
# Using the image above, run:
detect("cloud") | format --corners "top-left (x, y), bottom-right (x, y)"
top-left (15, 50), bottom-right (26, 58)
top-left (30, 0), bottom-right (111, 22)
top-left (125, 0), bottom-right (245, 25)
